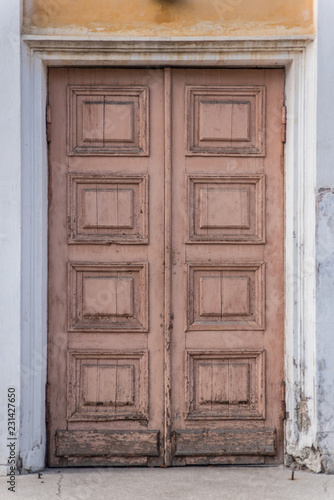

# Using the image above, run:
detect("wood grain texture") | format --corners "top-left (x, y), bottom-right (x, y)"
top-left (68, 262), bottom-right (148, 332)
top-left (186, 85), bottom-right (265, 156)
top-left (163, 68), bottom-right (173, 465)
top-left (187, 174), bottom-right (265, 244)
top-left (67, 456), bottom-right (149, 466)
top-left (186, 262), bottom-right (265, 331)
top-left (67, 85), bottom-right (149, 156)
top-left (56, 430), bottom-right (160, 456)
top-left (174, 429), bottom-right (276, 456)
top-left (68, 173), bottom-right (148, 245)
top-left (67, 350), bottom-right (149, 421)
top-left (173, 455), bottom-right (265, 466)
top-left (185, 350), bottom-right (265, 420)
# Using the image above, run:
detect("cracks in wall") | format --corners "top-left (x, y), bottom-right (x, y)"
top-left (315, 187), bottom-right (334, 474)
top-left (19, 441), bottom-right (45, 473)
top-left (285, 446), bottom-right (324, 473)
top-left (286, 187), bottom-right (334, 474)
top-left (284, 187), bottom-right (334, 474)
top-left (316, 433), bottom-right (334, 474)
top-left (297, 395), bottom-right (311, 434)
top-left (285, 385), bottom-right (324, 473)
top-left (16, 455), bottom-right (22, 472)
top-left (285, 441), bottom-right (334, 474)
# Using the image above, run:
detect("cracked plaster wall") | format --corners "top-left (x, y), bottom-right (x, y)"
top-left (316, 189), bottom-right (334, 473)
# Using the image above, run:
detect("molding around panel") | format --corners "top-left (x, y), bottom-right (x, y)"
top-left (67, 349), bottom-right (149, 422)
top-left (67, 85), bottom-right (149, 156)
top-left (185, 349), bottom-right (265, 421)
top-left (187, 174), bottom-right (265, 245)
top-left (186, 262), bottom-right (265, 332)
top-left (186, 85), bottom-right (265, 156)
top-left (67, 173), bottom-right (149, 245)
top-left (68, 262), bottom-right (149, 332)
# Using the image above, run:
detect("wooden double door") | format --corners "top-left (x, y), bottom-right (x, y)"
top-left (48, 67), bottom-right (285, 466)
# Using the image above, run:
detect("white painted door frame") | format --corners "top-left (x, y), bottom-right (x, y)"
top-left (20, 35), bottom-right (318, 471)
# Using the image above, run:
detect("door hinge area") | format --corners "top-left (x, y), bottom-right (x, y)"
top-left (281, 105), bottom-right (287, 143)
top-left (46, 105), bottom-right (51, 143)
top-left (281, 381), bottom-right (286, 420)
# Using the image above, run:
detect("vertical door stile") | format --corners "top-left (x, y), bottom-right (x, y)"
top-left (163, 68), bottom-right (172, 465)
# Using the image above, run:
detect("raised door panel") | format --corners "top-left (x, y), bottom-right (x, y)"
top-left (68, 262), bottom-right (148, 332)
top-left (68, 173), bottom-right (148, 244)
top-left (187, 263), bottom-right (265, 331)
top-left (186, 85), bottom-right (265, 156)
top-left (186, 350), bottom-right (265, 420)
top-left (68, 85), bottom-right (149, 155)
top-left (67, 350), bottom-right (148, 421)
top-left (187, 174), bottom-right (265, 244)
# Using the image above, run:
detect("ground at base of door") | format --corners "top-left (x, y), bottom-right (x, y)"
top-left (1, 466), bottom-right (333, 500)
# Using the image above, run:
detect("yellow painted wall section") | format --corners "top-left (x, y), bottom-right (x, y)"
top-left (23, 0), bottom-right (314, 37)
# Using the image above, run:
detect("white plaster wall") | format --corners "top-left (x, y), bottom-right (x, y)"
top-left (316, 0), bottom-right (334, 473)
top-left (19, 47), bottom-right (48, 472)
top-left (0, 0), bottom-right (22, 476)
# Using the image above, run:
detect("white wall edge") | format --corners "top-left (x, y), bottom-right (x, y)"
top-left (284, 41), bottom-right (319, 471)
top-left (0, 0), bottom-right (22, 479)
top-left (20, 42), bottom-right (48, 472)
top-left (20, 36), bottom-right (317, 471)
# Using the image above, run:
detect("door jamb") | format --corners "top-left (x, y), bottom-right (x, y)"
top-left (20, 36), bottom-right (317, 471)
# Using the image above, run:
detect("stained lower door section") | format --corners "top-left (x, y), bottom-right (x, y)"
top-left (47, 67), bottom-right (284, 467)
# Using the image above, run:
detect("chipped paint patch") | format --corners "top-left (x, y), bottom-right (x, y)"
top-left (285, 446), bottom-right (324, 473)
top-left (297, 396), bottom-right (311, 434)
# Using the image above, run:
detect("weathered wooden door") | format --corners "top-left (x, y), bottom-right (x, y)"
top-left (48, 68), bottom-right (284, 466)
top-left (169, 69), bottom-right (284, 465)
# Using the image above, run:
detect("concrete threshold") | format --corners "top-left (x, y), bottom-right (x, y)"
top-left (1, 465), bottom-right (334, 500)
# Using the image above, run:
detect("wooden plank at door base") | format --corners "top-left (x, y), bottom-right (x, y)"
top-left (67, 456), bottom-right (149, 467)
top-left (174, 429), bottom-right (276, 456)
top-left (56, 430), bottom-right (160, 457)
top-left (174, 456), bottom-right (265, 466)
